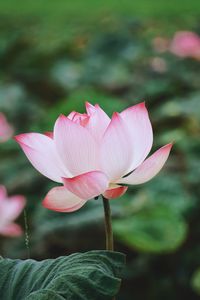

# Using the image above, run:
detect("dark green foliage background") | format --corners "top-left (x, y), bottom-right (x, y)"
top-left (0, 1), bottom-right (200, 299)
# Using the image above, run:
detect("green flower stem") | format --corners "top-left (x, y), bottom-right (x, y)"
top-left (102, 196), bottom-right (114, 251)
top-left (102, 196), bottom-right (116, 299)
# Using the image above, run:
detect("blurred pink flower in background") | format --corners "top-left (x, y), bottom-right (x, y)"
top-left (170, 31), bottom-right (200, 59)
top-left (0, 186), bottom-right (26, 237)
top-left (0, 113), bottom-right (14, 142)
top-left (15, 102), bottom-right (172, 213)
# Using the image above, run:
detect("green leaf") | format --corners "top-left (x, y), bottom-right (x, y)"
top-left (113, 205), bottom-right (187, 253)
top-left (191, 268), bottom-right (200, 295)
top-left (0, 250), bottom-right (125, 300)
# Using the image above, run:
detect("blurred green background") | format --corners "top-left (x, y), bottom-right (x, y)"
top-left (0, 1), bottom-right (200, 299)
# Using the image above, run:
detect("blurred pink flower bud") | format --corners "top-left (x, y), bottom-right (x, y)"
top-left (15, 102), bottom-right (172, 212)
top-left (0, 186), bottom-right (26, 237)
top-left (170, 31), bottom-right (200, 59)
top-left (152, 37), bottom-right (170, 53)
top-left (150, 57), bottom-right (168, 73)
top-left (0, 113), bottom-right (14, 142)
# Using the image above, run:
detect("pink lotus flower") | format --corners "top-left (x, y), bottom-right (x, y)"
top-left (15, 102), bottom-right (172, 213)
top-left (0, 186), bottom-right (26, 237)
top-left (0, 113), bottom-right (13, 142)
top-left (170, 31), bottom-right (200, 59)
